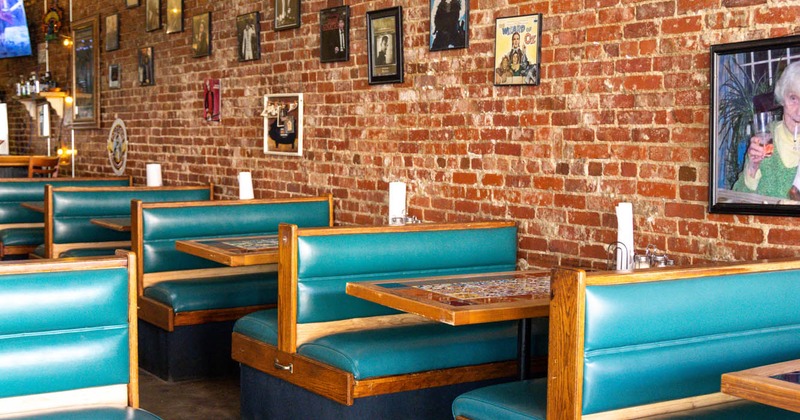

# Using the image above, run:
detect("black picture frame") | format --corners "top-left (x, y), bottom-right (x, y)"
top-left (146, 0), bottom-right (161, 32)
top-left (429, 0), bottom-right (468, 52)
top-left (320, 6), bottom-right (349, 63)
top-left (105, 13), bottom-right (119, 52)
top-left (192, 12), bottom-right (211, 58)
top-left (138, 46), bottom-right (154, 86)
top-left (493, 13), bottom-right (542, 86)
top-left (367, 6), bottom-right (403, 85)
top-left (166, 0), bottom-right (183, 34)
top-left (275, 0), bottom-right (300, 31)
top-left (109, 64), bottom-right (120, 89)
top-left (236, 12), bottom-right (260, 62)
top-left (709, 34), bottom-right (800, 217)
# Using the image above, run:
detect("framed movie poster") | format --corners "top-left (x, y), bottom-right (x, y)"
top-left (105, 14), bottom-right (119, 51)
top-left (430, 0), bottom-right (467, 51)
top-left (72, 16), bottom-right (99, 129)
top-left (146, 0), bottom-right (160, 32)
top-left (166, 0), bottom-right (183, 34)
top-left (138, 47), bottom-right (154, 86)
top-left (263, 93), bottom-right (303, 156)
top-left (203, 78), bottom-right (220, 122)
top-left (275, 0), bottom-right (300, 31)
top-left (192, 12), bottom-right (211, 57)
top-left (320, 6), bottom-right (349, 63)
top-left (493, 14), bottom-right (542, 86)
top-left (709, 34), bottom-right (800, 216)
top-left (109, 64), bottom-right (121, 89)
top-left (367, 7), bottom-right (403, 85)
top-left (236, 12), bottom-right (260, 62)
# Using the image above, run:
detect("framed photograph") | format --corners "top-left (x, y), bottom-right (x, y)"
top-left (166, 0), bottom-right (183, 34)
top-left (709, 34), bottom-right (800, 216)
top-left (109, 64), bottom-right (121, 89)
top-left (493, 14), bottom-right (542, 86)
top-left (236, 12), bottom-right (260, 62)
top-left (192, 13), bottom-right (211, 57)
top-left (203, 78), bottom-right (220, 122)
top-left (105, 14), bottom-right (119, 51)
top-left (126, 0), bottom-right (139, 8)
top-left (430, 0), bottom-right (467, 51)
top-left (320, 6), bottom-right (349, 63)
top-left (138, 47), bottom-right (154, 86)
top-left (367, 7), bottom-right (403, 85)
top-left (146, 0), bottom-right (160, 31)
top-left (37, 103), bottom-right (49, 137)
top-left (275, 0), bottom-right (300, 31)
top-left (263, 93), bottom-right (303, 156)
top-left (72, 16), bottom-right (100, 129)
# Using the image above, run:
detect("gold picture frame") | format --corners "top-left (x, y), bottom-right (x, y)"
top-left (71, 15), bottom-right (100, 129)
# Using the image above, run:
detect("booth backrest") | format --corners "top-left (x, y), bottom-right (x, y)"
top-left (135, 195), bottom-right (334, 276)
top-left (0, 253), bottom-right (139, 415)
top-left (548, 259), bottom-right (800, 418)
top-left (0, 177), bottom-right (131, 228)
top-left (278, 221), bottom-right (518, 353)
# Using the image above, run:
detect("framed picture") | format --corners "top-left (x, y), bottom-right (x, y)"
top-left (192, 13), bottom-right (211, 57)
top-left (263, 93), bottom-right (303, 156)
top-left (367, 7), bottom-right (403, 85)
top-left (320, 6), bottom-right (349, 63)
top-left (166, 0), bottom-right (183, 34)
top-left (126, 0), bottom-right (139, 8)
top-left (236, 12), bottom-right (260, 62)
top-left (275, 0), bottom-right (300, 31)
top-left (72, 16), bottom-right (100, 129)
top-left (138, 47), bottom-right (154, 86)
top-left (203, 78), bottom-right (220, 122)
top-left (430, 0), bottom-right (467, 51)
top-left (146, 0), bottom-right (160, 32)
top-left (37, 104), bottom-right (49, 137)
top-left (709, 34), bottom-right (800, 216)
top-left (109, 64), bottom-right (120, 89)
top-left (105, 14), bottom-right (119, 51)
top-left (493, 14), bottom-right (542, 86)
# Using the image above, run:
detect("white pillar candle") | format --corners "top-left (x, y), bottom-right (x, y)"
top-left (238, 172), bottom-right (254, 200)
top-left (388, 181), bottom-right (406, 224)
top-left (145, 163), bottom-right (162, 187)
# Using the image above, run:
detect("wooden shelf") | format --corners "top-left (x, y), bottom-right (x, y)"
top-left (14, 91), bottom-right (68, 119)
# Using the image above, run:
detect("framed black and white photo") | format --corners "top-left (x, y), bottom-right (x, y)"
top-left (430, 0), bottom-right (467, 51)
top-left (263, 93), bottom-right (303, 156)
top-left (166, 0), bottom-right (183, 34)
top-left (109, 64), bottom-right (120, 89)
top-left (709, 34), bottom-right (800, 216)
top-left (138, 47), bottom-right (154, 86)
top-left (236, 12), bottom-right (260, 62)
top-left (493, 14), bottom-right (542, 86)
top-left (146, 0), bottom-right (160, 32)
top-left (367, 7), bottom-right (403, 85)
top-left (320, 6), bottom-right (349, 63)
top-left (105, 14), bottom-right (119, 51)
top-left (192, 12), bottom-right (211, 57)
top-left (126, 0), bottom-right (139, 8)
top-left (275, 0), bottom-right (300, 31)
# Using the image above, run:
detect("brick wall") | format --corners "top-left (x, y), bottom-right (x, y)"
top-left (3, 0), bottom-right (799, 269)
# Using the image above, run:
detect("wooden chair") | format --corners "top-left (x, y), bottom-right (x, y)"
top-left (27, 155), bottom-right (60, 178)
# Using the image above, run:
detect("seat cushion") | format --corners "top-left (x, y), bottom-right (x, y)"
top-left (143, 272), bottom-right (278, 313)
top-left (452, 378), bottom-right (547, 420)
top-left (233, 309), bottom-right (278, 346)
top-left (31, 244), bottom-right (45, 258)
top-left (7, 406), bottom-right (162, 419)
top-left (0, 227), bottom-right (43, 247)
top-left (645, 398), bottom-right (800, 419)
top-left (59, 247), bottom-right (131, 258)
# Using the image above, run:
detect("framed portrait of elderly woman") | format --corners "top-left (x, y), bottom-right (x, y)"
top-left (263, 93), bottom-right (303, 156)
top-left (71, 16), bottom-right (99, 129)
top-left (493, 14), bottom-right (541, 86)
top-left (709, 34), bottom-right (800, 216)
top-left (367, 7), bottom-right (403, 85)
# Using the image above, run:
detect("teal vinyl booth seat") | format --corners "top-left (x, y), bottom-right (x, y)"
top-left (232, 221), bottom-right (549, 419)
top-left (0, 177), bottom-right (131, 259)
top-left (132, 196), bottom-right (334, 381)
top-left (452, 259), bottom-right (800, 420)
top-left (0, 252), bottom-right (160, 419)
top-left (32, 185), bottom-right (213, 259)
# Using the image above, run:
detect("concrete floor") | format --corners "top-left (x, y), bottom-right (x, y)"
top-left (139, 369), bottom-right (240, 420)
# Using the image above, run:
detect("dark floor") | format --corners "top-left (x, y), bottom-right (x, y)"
top-left (139, 369), bottom-right (241, 420)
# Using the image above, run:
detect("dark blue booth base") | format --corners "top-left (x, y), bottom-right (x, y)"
top-left (139, 320), bottom-right (239, 382)
top-left (240, 364), bottom-right (512, 420)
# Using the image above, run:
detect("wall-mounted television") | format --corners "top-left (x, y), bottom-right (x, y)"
top-left (0, 0), bottom-right (33, 59)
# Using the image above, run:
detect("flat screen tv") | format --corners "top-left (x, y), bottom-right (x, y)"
top-left (0, 0), bottom-right (32, 59)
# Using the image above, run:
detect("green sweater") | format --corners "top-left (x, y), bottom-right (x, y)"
top-left (732, 123), bottom-right (799, 199)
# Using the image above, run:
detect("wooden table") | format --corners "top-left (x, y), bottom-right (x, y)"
top-left (20, 201), bottom-right (44, 213)
top-left (175, 235), bottom-right (280, 267)
top-left (721, 359), bottom-right (800, 413)
top-left (346, 270), bottom-right (551, 379)
top-left (90, 217), bottom-right (131, 232)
